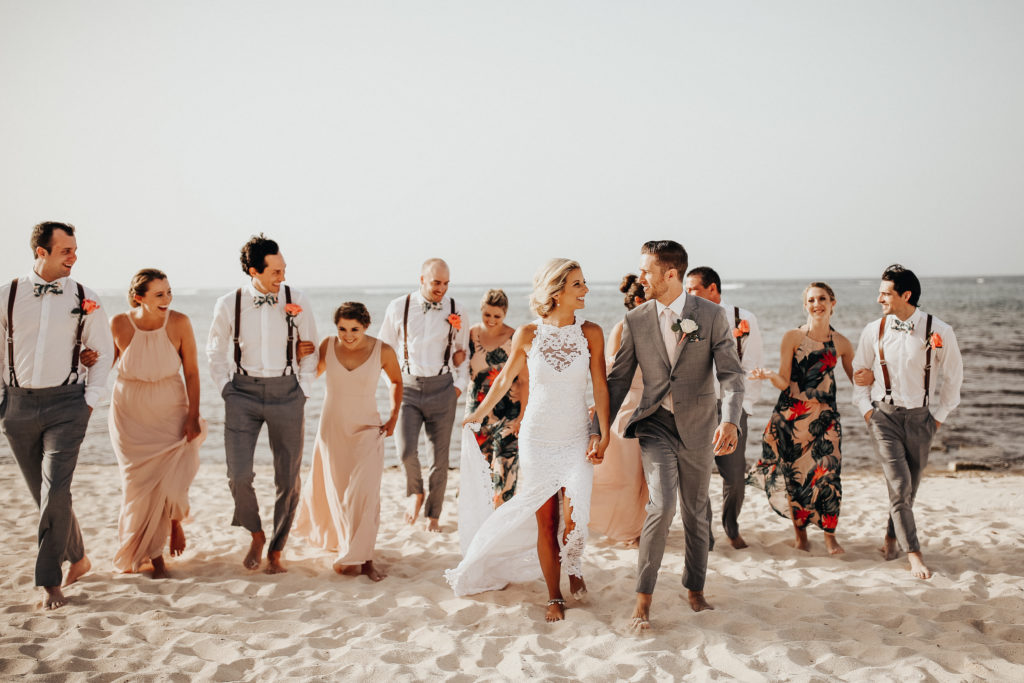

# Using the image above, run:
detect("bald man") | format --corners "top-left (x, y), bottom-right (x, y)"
top-left (379, 259), bottom-right (469, 532)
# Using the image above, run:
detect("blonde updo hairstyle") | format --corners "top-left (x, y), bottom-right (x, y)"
top-left (481, 288), bottom-right (509, 312)
top-left (128, 268), bottom-right (168, 308)
top-left (529, 258), bottom-right (581, 317)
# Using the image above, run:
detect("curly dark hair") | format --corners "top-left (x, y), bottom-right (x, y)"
top-left (334, 302), bottom-right (371, 328)
top-left (882, 264), bottom-right (921, 307)
top-left (239, 234), bottom-right (280, 275)
top-left (619, 274), bottom-right (646, 310)
top-left (31, 221), bottom-right (75, 254)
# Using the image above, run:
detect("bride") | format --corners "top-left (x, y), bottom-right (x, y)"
top-left (446, 258), bottom-right (611, 622)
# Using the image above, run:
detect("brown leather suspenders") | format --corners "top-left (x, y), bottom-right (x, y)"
top-left (233, 285), bottom-right (296, 378)
top-left (6, 279), bottom-right (86, 387)
top-left (734, 306), bottom-right (743, 361)
top-left (878, 313), bottom-right (934, 407)
top-left (65, 283), bottom-right (86, 385)
top-left (6, 279), bottom-right (18, 387)
top-left (283, 286), bottom-right (294, 376)
top-left (402, 294), bottom-right (455, 376)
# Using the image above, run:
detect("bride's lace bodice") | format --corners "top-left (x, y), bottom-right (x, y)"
top-left (520, 317), bottom-right (591, 444)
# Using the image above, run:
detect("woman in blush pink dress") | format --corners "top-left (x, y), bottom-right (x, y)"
top-left (589, 274), bottom-right (648, 546)
top-left (293, 302), bottom-right (402, 581)
top-left (109, 269), bottom-right (205, 579)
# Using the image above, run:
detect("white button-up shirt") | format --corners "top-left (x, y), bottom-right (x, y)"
top-left (715, 300), bottom-right (763, 414)
top-left (654, 292), bottom-right (687, 414)
top-left (207, 282), bottom-right (318, 397)
top-left (0, 272), bottom-right (114, 407)
top-left (852, 309), bottom-right (963, 423)
top-left (378, 292), bottom-right (469, 388)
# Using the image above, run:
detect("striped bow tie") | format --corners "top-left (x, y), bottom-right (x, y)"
top-left (33, 282), bottom-right (63, 297)
top-left (421, 300), bottom-right (443, 312)
top-left (891, 318), bottom-right (915, 333)
top-left (253, 293), bottom-right (278, 307)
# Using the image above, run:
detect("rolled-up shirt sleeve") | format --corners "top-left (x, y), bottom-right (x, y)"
top-left (81, 292), bottom-right (115, 408)
top-left (852, 323), bottom-right (876, 418)
top-left (207, 295), bottom-right (233, 393)
top-left (931, 325), bottom-right (963, 424)
top-left (296, 291), bottom-right (318, 397)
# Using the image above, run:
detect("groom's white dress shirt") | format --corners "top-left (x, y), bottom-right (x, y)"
top-left (852, 309), bottom-right (963, 423)
top-left (0, 273), bottom-right (114, 408)
top-left (655, 293), bottom-right (687, 414)
top-left (379, 292), bottom-right (469, 388)
top-left (715, 300), bottom-right (762, 414)
top-left (207, 282), bottom-right (318, 397)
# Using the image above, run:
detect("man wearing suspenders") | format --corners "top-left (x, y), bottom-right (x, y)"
top-left (685, 266), bottom-right (763, 550)
top-left (379, 258), bottom-right (469, 532)
top-left (853, 264), bottom-right (963, 580)
top-left (1, 221), bottom-right (114, 609)
top-left (207, 235), bottom-right (317, 574)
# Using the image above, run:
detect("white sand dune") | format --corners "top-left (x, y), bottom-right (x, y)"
top-left (1, 461), bottom-right (1022, 681)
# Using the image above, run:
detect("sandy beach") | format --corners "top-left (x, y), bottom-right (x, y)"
top-left (1, 461), bottom-right (1022, 681)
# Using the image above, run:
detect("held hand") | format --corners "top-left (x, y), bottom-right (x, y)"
top-left (79, 348), bottom-right (99, 368)
top-left (587, 405), bottom-right (595, 421)
top-left (863, 410), bottom-right (873, 425)
top-left (184, 415), bottom-right (202, 442)
top-left (853, 368), bottom-right (875, 386)
top-left (510, 418), bottom-right (522, 436)
top-left (296, 340), bottom-right (316, 361)
top-left (713, 422), bottom-right (739, 456)
top-left (452, 348), bottom-right (467, 367)
top-left (749, 368), bottom-right (771, 381)
top-left (585, 434), bottom-right (604, 464)
top-left (454, 387), bottom-right (462, 398)
top-left (381, 415), bottom-right (398, 437)
top-left (463, 411), bottom-right (483, 428)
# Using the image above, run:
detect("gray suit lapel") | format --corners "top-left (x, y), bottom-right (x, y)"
top-left (671, 295), bottom-right (699, 368)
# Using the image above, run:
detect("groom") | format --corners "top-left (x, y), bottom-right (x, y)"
top-left (597, 240), bottom-right (744, 626)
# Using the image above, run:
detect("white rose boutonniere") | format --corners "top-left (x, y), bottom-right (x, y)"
top-left (672, 317), bottom-right (702, 344)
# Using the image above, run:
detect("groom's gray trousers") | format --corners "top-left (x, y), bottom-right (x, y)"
top-left (706, 401), bottom-right (748, 544)
top-left (868, 400), bottom-right (936, 554)
top-left (396, 373), bottom-right (458, 520)
top-left (1, 384), bottom-right (88, 586)
top-left (223, 373), bottom-right (305, 553)
top-left (635, 407), bottom-right (715, 593)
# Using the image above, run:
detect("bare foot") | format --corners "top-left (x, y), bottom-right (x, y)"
top-left (569, 574), bottom-right (587, 601)
top-left (545, 599), bottom-right (565, 622)
top-left (688, 590), bottom-right (714, 612)
top-left (244, 531), bottom-right (266, 570)
top-left (426, 517), bottom-right (441, 533)
top-left (150, 555), bottom-right (170, 579)
top-left (264, 550), bottom-right (287, 575)
top-left (908, 552), bottom-right (932, 579)
top-left (729, 534), bottom-right (749, 550)
top-left (64, 556), bottom-right (91, 586)
top-left (790, 526), bottom-right (810, 552)
top-left (824, 533), bottom-right (845, 556)
top-left (404, 494), bottom-right (424, 526)
top-left (630, 593), bottom-right (652, 630)
top-left (622, 537), bottom-right (640, 549)
top-left (169, 520), bottom-right (186, 557)
top-left (42, 586), bottom-right (68, 610)
top-left (878, 535), bottom-right (900, 561)
top-left (335, 564), bottom-right (361, 576)
top-left (361, 561), bottom-right (386, 582)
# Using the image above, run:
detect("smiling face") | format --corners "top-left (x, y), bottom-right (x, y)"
top-left (35, 228), bottom-right (77, 282)
top-left (878, 280), bottom-right (914, 319)
top-left (135, 278), bottom-right (172, 316)
top-left (685, 274), bottom-right (720, 304)
top-left (554, 268), bottom-right (589, 312)
top-left (420, 263), bottom-right (450, 303)
top-left (250, 252), bottom-right (286, 294)
top-left (804, 286), bottom-right (836, 320)
top-left (336, 317), bottom-right (368, 348)
top-left (638, 253), bottom-right (681, 304)
top-left (480, 304), bottom-right (506, 329)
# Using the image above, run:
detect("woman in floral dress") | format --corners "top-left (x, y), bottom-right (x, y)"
top-left (465, 289), bottom-right (525, 507)
top-left (748, 282), bottom-right (855, 555)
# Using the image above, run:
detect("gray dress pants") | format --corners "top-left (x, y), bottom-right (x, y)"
top-left (396, 373), bottom-right (457, 520)
top-left (223, 374), bottom-right (306, 553)
top-left (706, 402), bottom-right (748, 545)
top-left (635, 407), bottom-right (715, 593)
top-left (1, 384), bottom-right (89, 586)
top-left (868, 400), bottom-right (937, 554)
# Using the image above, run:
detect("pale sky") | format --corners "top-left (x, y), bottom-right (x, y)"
top-left (2, 1), bottom-right (1022, 290)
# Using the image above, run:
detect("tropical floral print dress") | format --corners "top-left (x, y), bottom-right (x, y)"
top-left (748, 329), bottom-right (842, 531)
top-left (467, 328), bottom-right (521, 507)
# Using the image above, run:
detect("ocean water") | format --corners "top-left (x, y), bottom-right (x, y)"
top-left (8, 276), bottom-right (1023, 472)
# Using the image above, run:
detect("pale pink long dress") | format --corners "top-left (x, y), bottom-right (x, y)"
top-left (293, 338), bottom-right (385, 569)
top-left (109, 314), bottom-right (204, 572)
top-left (588, 360), bottom-right (648, 543)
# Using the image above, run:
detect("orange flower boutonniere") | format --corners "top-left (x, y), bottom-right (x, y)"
top-left (928, 332), bottom-right (943, 349)
top-left (72, 299), bottom-right (100, 316)
top-left (284, 303), bottom-right (302, 329)
top-left (448, 313), bottom-right (462, 331)
top-left (732, 319), bottom-right (750, 339)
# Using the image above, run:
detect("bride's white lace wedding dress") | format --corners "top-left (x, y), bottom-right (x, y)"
top-left (446, 318), bottom-right (593, 597)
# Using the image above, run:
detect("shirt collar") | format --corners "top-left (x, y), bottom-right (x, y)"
top-left (414, 291), bottom-right (446, 308)
top-left (29, 271), bottom-right (69, 288)
top-left (888, 308), bottom-right (922, 327)
top-left (656, 292), bottom-right (686, 318)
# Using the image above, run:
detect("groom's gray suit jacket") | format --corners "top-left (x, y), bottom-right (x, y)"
top-left (601, 295), bottom-right (745, 448)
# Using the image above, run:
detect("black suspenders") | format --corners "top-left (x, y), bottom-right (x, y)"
top-left (233, 285), bottom-right (295, 378)
top-left (6, 278), bottom-right (86, 387)
top-left (402, 294), bottom-right (455, 376)
top-left (733, 306), bottom-right (743, 361)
